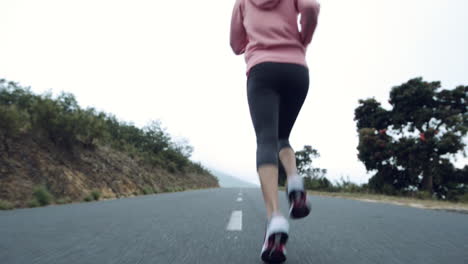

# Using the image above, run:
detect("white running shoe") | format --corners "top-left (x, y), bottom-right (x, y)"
top-left (286, 175), bottom-right (311, 219)
top-left (260, 214), bottom-right (289, 263)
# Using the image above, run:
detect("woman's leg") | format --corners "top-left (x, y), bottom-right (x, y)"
top-left (258, 165), bottom-right (279, 218)
top-left (277, 64), bottom-right (311, 218)
top-left (279, 147), bottom-right (298, 178)
top-left (277, 64), bottom-right (309, 179)
top-left (247, 64), bottom-right (282, 219)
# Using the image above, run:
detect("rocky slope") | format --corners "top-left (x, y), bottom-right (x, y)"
top-left (0, 135), bottom-right (218, 208)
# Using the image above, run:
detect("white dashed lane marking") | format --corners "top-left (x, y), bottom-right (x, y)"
top-left (236, 197), bottom-right (243, 202)
top-left (226, 210), bottom-right (242, 231)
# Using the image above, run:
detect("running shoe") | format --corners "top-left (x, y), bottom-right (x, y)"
top-left (286, 175), bottom-right (311, 219)
top-left (260, 214), bottom-right (289, 263)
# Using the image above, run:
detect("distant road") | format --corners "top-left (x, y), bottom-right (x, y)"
top-left (1, 188), bottom-right (467, 264)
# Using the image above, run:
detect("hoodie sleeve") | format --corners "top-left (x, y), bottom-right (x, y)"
top-left (296, 0), bottom-right (320, 46)
top-left (230, 0), bottom-right (248, 55)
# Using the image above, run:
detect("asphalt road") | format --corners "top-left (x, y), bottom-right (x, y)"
top-left (1, 188), bottom-right (467, 264)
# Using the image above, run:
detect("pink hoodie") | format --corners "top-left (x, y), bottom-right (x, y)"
top-left (230, 0), bottom-right (320, 75)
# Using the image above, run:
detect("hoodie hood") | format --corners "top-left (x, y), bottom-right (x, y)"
top-left (251, 0), bottom-right (281, 10)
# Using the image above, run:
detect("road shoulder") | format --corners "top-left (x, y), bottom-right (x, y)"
top-left (308, 191), bottom-right (468, 214)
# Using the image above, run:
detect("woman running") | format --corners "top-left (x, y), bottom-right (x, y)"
top-left (230, 0), bottom-right (320, 262)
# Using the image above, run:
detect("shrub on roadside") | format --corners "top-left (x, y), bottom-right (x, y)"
top-left (304, 176), bottom-right (332, 191)
top-left (83, 190), bottom-right (101, 202)
top-left (456, 193), bottom-right (468, 203)
top-left (33, 186), bottom-right (54, 206)
top-left (381, 184), bottom-right (397, 196)
top-left (142, 185), bottom-right (154, 195)
top-left (56, 197), bottom-right (72, 205)
top-left (415, 191), bottom-right (433, 200)
top-left (164, 186), bottom-right (175, 193)
top-left (91, 190), bottom-right (101, 201)
top-left (27, 199), bottom-right (40, 208)
top-left (174, 186), bottom-right (185, 192)
top-left (0, 200), bottom-right (14, 210)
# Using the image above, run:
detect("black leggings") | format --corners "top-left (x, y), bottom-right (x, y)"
top-left (247, 62), bottom-right (309, 169)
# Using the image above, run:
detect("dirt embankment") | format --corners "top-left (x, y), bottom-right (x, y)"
top-left (0, 135), bottom-right (218, 208)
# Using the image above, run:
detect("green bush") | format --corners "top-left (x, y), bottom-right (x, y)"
top-left (381, 184), bottom-right (397, 196)
top-left (31, 95), bottom-right (78, 149)
top-left (75, 108), bottom-right (108, 148)
top-left (56, 197), bottom-right (72, 204)
top-left (27, 199), bottom-right (40, 208)
top-left (0, 200), bottom-right (14, 210)
top-left (456, 193), bottom-right (468, 203)
top-left (0, 80), bottom-right (36, 109)
top-left (142, 185), bottom-right (154, 195)
top-left (83, 190), bottom-right (101, 202)
top-left (91, 190), bottom-right (101, 201)
top-left (415, 191), bottom-right (433, 200)
top-left (174, 186), bottom-right (185, 192)
top-left (164, 186), bottom-right (175, 193)
top-left (189, 162), bottom-right (210, 174)
top-left (0, 105), bottom-right (29, 138)
top-left (304, 176), bottom-right (332, 191)
top-left (33, 186), bottom-right (54, 206)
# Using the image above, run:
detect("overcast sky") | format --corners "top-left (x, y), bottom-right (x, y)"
top-left (1, 0), bottom-right (467, 185)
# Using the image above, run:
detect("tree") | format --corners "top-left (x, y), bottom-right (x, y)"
top-left (355, 78), bottom-right (467, 197)
top-left (278, 145), bottom-right (329, 190)
top-left (296, 145), bottom-right (319, 176)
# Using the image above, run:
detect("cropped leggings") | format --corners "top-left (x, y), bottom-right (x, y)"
top-left (247, 62), bottom-right (309, 169)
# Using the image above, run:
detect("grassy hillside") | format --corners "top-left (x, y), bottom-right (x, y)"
top-left (0, 79), bottom-right (218, 209)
